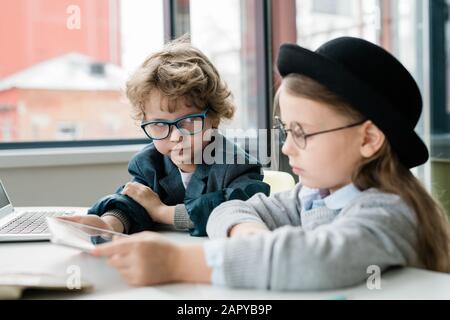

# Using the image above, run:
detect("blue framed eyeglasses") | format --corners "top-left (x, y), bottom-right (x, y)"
top-left (140, 108), bottom-right (209, 140)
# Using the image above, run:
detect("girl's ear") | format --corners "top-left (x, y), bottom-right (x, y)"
top-left (359, 120), bottom-right (385, 158)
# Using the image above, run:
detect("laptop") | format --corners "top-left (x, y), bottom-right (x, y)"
top-left (0, 180), bottom-right (77, 242)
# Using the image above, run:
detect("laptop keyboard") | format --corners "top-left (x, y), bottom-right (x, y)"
top-left (0, 210), bottom-right (76, 234)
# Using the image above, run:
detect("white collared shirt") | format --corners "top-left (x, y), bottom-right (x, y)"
top-left (178, 169), bottom-right (194, 189)
top-left (299, 184), bottom-right (362, 211)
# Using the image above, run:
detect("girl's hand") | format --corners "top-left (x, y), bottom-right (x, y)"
top-left (121, 182), bottom-right (174, 224)
top-left (228, 222), bottom-right (270, 237)
top-left (91, 232), bottom-right (181, 286)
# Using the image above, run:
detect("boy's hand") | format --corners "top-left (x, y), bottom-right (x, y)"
top-left (58, 215), bottom-right (121, 232)
top-left (91, 232), bottom-right (180, 286)
top-left (121, 182), bottom-right (174, 224)
top-left (228, 222), bottom-right (270, 237)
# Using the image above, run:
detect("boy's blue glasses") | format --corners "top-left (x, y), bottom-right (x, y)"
top-left (273, 116), bottom-right (366, 149)
top-left (140, 108), bottom-right (209, 140)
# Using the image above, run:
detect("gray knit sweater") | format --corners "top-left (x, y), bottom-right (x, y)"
top-left (205, 183), bottom-right (422, 290)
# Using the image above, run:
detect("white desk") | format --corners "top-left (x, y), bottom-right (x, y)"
top-left (1, 207), bottom-right (450, 300)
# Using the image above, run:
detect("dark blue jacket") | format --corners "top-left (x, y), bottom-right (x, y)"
top-left (88, 134), bottom-right (270, 236)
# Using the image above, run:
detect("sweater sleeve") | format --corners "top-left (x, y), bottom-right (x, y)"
top-left (101, 209), bottom-right (131, 234)
top-left (214, 192), bottom-right (419, 290)
top-left (206, 183), bottom-right (303, 239)
top-left (173, 204), bottom-right (194, 230)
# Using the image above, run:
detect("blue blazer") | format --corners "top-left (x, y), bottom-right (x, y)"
top-left (88, 134), bottom-right (270, 236)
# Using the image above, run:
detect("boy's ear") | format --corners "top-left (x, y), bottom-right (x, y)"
top-left (210, 117), bottom-right (220, 128)
top-left (359, 120), bottom-right (385, 158)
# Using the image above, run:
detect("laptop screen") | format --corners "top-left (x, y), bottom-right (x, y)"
top-left (0, 182), bottom-right (11, 209)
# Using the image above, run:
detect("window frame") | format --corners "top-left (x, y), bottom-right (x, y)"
top-left (430, 0), bottom-right (450, 140)
top-left (2, 0), bottom-right (273, 152)
top-left (0, 1), bottom-right (168, 150)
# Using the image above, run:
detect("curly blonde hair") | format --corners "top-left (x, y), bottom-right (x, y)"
top-left (126, 34), bottom-right (235, 124)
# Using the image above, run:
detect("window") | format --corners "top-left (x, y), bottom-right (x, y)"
top-left (296, 0), bottom-right (380, 49)
top-left (190, 0), bottom-right (249, 131)
top-left (296, 0), bottom-right (426, 157)
top-left (0, 0), bottom-right (164, 144)
top-left (57, 122), bottom-right (81, 140)
top-left (168, 0), bottom-right (271, 164)
top-left (430, 0), bottom-right (450, 214)
top-left (312, 0), bottom-right (353, 16)
top-left (187, 0), bottom-right (270, 134)
top-left (296, 0), bottom-right (450, 215)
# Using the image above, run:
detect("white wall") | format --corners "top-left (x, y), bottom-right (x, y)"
top-left (0, 163), bottom-right (130, 207)
top-left (0, 145), bottom-right (142, 207)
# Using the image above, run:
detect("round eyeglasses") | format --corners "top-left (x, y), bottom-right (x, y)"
top-left (273, 116), bottom-right (366, 149)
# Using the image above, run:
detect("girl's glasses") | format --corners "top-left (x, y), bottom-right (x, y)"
top-left (141, 108), bottom-right (209, 140)
top-left (273, 116), bottom-right (366, 149)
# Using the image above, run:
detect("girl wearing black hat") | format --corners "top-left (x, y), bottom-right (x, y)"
top-left (90, 38), bottom-right (450, 291)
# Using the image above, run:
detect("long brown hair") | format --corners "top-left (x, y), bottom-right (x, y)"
top-left (278, 74), bottom-right (450, 273)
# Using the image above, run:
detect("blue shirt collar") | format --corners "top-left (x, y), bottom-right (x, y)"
top-left (299, 183), bottom-right (362, 211)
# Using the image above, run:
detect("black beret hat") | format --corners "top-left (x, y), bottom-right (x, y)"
top-left (277, 37), bottom-right (429, 168)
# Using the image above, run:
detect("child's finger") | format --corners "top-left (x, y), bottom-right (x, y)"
top-left (133, 231), bottom-right (160, 240)
top-left (130, 181), bottom-right (143, 187)
top-left (107, 253), bottom-right (130, 269)
top-left (121, 182), bottom-right (134, 194)
top-left (91, 240), bottom-right (131, 257)
top-left (118, 268), bottom-right (136, 285)
top-left (58, 215), bottom-right (81, 222)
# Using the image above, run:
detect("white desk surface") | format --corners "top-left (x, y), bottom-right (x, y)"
top-left (1, 207), bottom-right (450, 300)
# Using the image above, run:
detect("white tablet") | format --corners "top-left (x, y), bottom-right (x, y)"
top-left (46, 217), bottom-right (130, 252)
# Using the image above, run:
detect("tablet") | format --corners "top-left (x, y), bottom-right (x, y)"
top-left (46, 217), bottom-right (130, 252)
